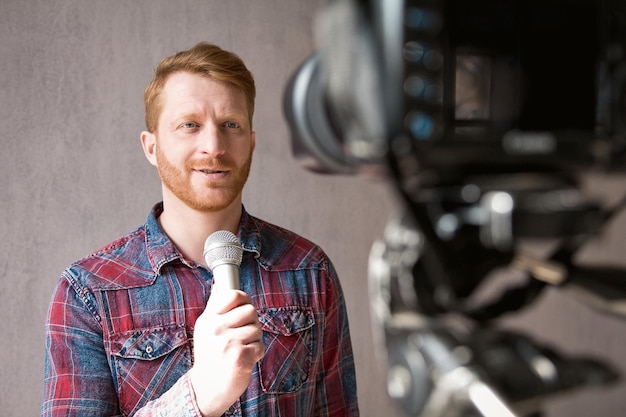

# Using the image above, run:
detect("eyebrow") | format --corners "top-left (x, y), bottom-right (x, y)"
top-left (220, 111), bottom-right (248, 122)
top-left (174, 112), bottom-right (200, 121)
top-left (166, 112), bottom-right (199, 128)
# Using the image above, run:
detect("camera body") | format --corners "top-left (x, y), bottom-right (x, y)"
top-left (284, 1), bottom-right (626, 416)
top-left (286, 0), bottom-right (626, 178)
top-left (396, 0), bottom-right (626, 176)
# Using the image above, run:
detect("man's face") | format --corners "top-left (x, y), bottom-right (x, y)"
top-left (142, 71), bottom-right (255, 213)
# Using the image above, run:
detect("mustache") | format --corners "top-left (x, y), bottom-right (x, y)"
top-left (188, 157), bottom-right (236, 170)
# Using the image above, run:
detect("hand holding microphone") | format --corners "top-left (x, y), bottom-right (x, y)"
top-left (190, 230), bottom-right (265, 416)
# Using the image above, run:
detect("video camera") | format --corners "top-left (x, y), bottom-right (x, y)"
top-left (284, 0), bottom-right (626, 416)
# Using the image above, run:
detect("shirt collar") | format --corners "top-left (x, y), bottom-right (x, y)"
top-left (145, 202), bottom-right (183, 274)
top-left (238, 208), bottom-right (262, 259)
top-left (144, 202), bottom-right (262, 274)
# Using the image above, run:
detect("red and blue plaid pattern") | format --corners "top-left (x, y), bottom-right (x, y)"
top-left (43, 204), bottom-right (359, 416)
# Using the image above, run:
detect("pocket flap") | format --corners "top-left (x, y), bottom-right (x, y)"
top-left (258, 307), bottom-right (314, 336)
top-left (110, 324), bottom-right (188, 360)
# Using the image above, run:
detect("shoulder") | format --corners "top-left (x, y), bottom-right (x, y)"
top-left (246, 215), bottom-right (332, 272)
top-left (63, 225), bottom-right (156, 290)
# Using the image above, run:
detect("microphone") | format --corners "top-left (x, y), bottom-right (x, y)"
top-left (203, 230), bottom-right (243, 291)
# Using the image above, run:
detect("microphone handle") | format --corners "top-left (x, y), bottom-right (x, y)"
top-left (213, 263), bottom-right (240, 291)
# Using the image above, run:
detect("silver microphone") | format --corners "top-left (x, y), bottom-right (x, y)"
top-left (203, 230), bottom-right (243, 291)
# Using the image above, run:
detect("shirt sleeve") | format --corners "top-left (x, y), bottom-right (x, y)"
top-left (42, 274), bottom-right (203, 417)
top-left (315, 261), bottom-right (361, 416)
top-left (132, 373), bottom-right (204, 417)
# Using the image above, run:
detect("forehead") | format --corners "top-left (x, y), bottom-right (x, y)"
top-left (159, 71), bottom-right (248, 115)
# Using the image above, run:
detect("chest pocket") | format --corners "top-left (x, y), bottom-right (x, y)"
top-left (109, 324), bottom-right (192, 414)
top-left (258, 307), bottom-right (315, 394)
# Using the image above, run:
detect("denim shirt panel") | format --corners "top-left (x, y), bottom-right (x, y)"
top-left (238, 209), bottom-right (329, 273)
top-left (51, 203), bottom-right (357, 416)
top-left (63, 248), bottom-right (204, 415)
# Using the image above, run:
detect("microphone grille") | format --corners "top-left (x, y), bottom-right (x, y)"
top-left (203, 230), bottom-right (243, 271)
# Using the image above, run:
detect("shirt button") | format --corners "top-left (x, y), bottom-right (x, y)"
top-left (145, 345), bottom-right (154, 355)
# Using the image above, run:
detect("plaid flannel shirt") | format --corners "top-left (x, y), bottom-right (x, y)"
top-left (42, 203), bottom-right (359, 416)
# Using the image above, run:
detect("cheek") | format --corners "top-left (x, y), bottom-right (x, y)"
top-left (235, 142), bottom-right (255, 163)
top-left (155, 143), bottom-right (179, 172)
top-left (156, 140), bottom-right (189, 165)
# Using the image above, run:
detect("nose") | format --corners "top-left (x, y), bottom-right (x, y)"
top-left (197, 124), bottom-right (226, 157)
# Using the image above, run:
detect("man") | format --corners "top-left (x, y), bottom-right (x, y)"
top-left (42, 42), bottom-right (359, 417)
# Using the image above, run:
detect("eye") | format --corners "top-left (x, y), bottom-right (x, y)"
top-left (224, 121), bottom-right (240, 129)
top-left (180, 121), bottom-right (200, 130)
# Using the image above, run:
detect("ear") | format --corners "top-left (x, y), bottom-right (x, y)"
top-left (250, 130), bottom-right (256, 153)
top-left (140, 131), bottom-right (158, 167)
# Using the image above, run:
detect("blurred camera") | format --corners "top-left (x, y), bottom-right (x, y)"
top-left (285, 0), bottom-right (626, 178)
top-left (284, 1), bottom-right (626, 416)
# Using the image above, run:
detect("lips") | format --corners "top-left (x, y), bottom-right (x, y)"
top-left (194, 167), bottom-right (231, 181)
top-left (198, 168), bottom-right (227, 174)
top-left (191, 159), bottom-right (233, 178)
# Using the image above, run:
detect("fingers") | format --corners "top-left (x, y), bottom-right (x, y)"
top-left (206, 288), bottom-right (252, 315)
top-left (230, 319), bottom-right (264, 346)
top-left (198, 289), bottom-right (263, 344)
top-left (207, 302), bottom-right (260, 335)
top-left (225, 325), bottom-right (266, 366)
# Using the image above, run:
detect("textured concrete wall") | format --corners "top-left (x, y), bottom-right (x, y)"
top-left (1, 1), bottom-right (626, 416)
top-left (0, 1), bottom-right (396, 415)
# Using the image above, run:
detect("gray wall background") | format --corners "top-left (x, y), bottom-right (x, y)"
top-left (1, 1), bottom-right (626, 416)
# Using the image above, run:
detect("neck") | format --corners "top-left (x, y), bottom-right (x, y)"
top-left (158, 197), bottom-right (243, 267)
